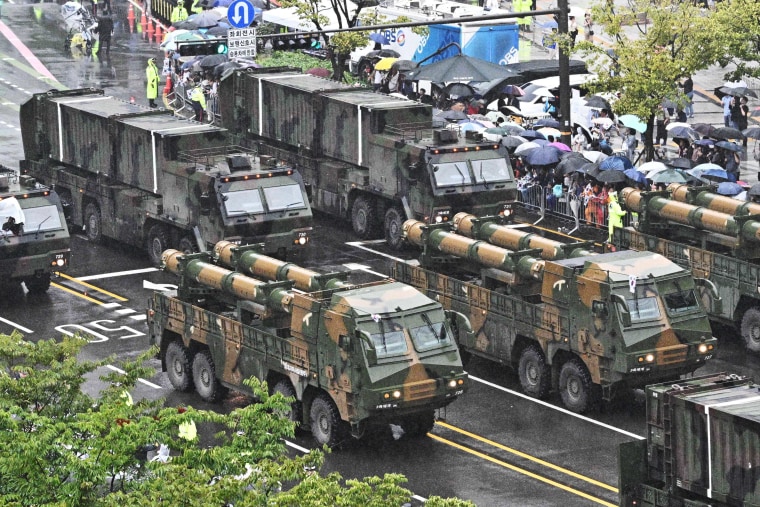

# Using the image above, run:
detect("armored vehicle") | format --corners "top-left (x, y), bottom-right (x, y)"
top-left (613, 186), bottom-right (760, 352)
top-left (393, 219), bottom-right (718, 413)
top-left (619, 373), bottom-right (760, 507)
top-left (217, 67), bottom-right (518, 248)
top-left (19, 89), bottom-right (312, 266)
top-left (0, 165), bottom-right (70, 293)
top-left (148, 246), bottom-right (469, 446)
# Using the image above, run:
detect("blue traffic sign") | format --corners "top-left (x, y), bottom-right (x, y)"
top-left (227, 0), bottom-right (256, 29)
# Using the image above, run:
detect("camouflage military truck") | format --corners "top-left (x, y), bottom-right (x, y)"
top-left (147, 246), bottom-right (470, 446)
top-left (392, 219), bottom-right (718, 413)
top-left (618, 373), bottom-right (760, 507)
top-left (19, 89), bottom-right (312, 266)
top-left (0, 165), bottom-right (70, 293)
top-left (217, 67), bottom-right (518, 249)
top-left (613, 186), bottom-right (760, 353)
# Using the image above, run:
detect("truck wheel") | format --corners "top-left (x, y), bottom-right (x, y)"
top-left (310, 394), bottom-right (345, 447)
top-left (24, 274), bottom-right (51, 294)
top-left (271, 379), bottom-right (303, 428)
top-left (351, 195), bottom-right (377, 239)
top-left (146, 224), bottom-right (170, 267)
top-left (178, 236), bottom-right (198, 255)
top-left (518, 345), bottom-right (551, 399)
top-left (84, 203), bottom-right (102, 243)
top-left (741, 308), bottom-right (760, 353)
top-left (559, 358), bottom-right (595, 413)
top-left (192, 349), bottom-right (228, 402)
top-left (401, 410), bottom-right (435, 438)
top-left (384, 206), bottom-right (406, 250)
top-left (165, 341), bottom-right (194, 392)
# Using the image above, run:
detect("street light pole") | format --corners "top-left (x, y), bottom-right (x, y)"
top-left (557, 0), bottom-right (571, 146)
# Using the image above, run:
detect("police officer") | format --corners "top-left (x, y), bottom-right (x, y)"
top-left (170, 1), bottom-right (188, 23)
top-left (146, 57), bottom-right (160, 108)
top-left (607, 190), bottom-right (626, 242)
top-left (189, 81), bottom-right (206, 122)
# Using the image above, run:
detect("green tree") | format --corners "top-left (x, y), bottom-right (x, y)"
top-left (577, 0), bottom-right (723, 160)
top-left (711, 0), bottom-right (760, 82)
top-left (0, 331), bottom-right (472, 506)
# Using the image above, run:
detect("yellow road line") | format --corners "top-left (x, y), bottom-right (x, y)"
top-left (51, 282), bottom-right (105, 305)
top-left (427, 433), bottom-right (617, 507)
top-left (437, 421), bottom-right (618, 493)
top-left (57, 272), bottom-right (128, 302)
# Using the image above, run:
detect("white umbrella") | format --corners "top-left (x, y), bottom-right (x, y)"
top-left (637, 161), bottom-right (668, 173)
top-left (582, 150), bottom-right (607, 163)
top-left (514, 141), bottom-right (541, 155)
top-left (665, 122), bottom-right (692, 131)
top-left (538, 127), bottom-right (561, 138)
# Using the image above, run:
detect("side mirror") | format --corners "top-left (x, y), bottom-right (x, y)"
top-left (610, 294), bottom-right (632, 327)
top-left (694, 278), bottom-right (723, 315)
top-left (199, 193), bottom-right (212, 216)
top-left (354, 329), bottom-right (376, 365)
top-left (338, 334), bottom-right (352, 351)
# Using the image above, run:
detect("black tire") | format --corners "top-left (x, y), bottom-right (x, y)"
top-left (192, 349), bottom-right (228, 402)
top-left (741, 308), bottom-right (760, 353)
top-left (384, 206), bottom-right (406, 250)
top-left (178, 235), bottom-right (198, 255)
top-left (310, 394), bottom-right (345, 447)
top-left (401, 410), bottom-right (435, 438)
top-left (518, 345), bottom-right (551, 399)
top-left (165, 341), bottom-right (194, 392)
top-left (351, 195), bottom-right (377, 239)
top-left (146, 224), bottom-right (170, 267)
top-left (559, 357), bottom-right (595, 413)
top-left (84, 203), bottom-right (102, 243)
top-left (24, 274), bottom-right (51, 295)
top-left (271, 379), bottom-right (303, 427)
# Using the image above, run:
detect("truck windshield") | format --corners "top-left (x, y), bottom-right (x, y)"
top-left (263, 184), bottom-right (306, 212)
top-left (411, 314), bottom-right (452, 351)
top-left (472, 158), bottom-right (512, 184)
top-left (20, 205), bottom-right (63, 232)
top-left (363, 318), bottom-right (408, 358)
top-left (222, 189), bottom-right (264, 216)
top-left (663, 289), bottom-right (700, 314)
top-left (625, 296), bottom-right (661, 322)
top-left (433, 162), bottom-right (472, 187)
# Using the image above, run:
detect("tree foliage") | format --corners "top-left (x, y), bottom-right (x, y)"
top-left (711, 0), bottom-right (760, 82)
top-left (0, 332), bottom-right (472, 506)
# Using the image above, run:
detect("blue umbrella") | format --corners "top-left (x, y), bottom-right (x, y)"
top-left (623, 168), bottom-right (647, 184)
top-left (693, 139), bottom-right (714, 146)
top-left (520, 130), bottom-right (547, 141)
top-left (599, 155), bottom-right (633, 171)
top-left (618, 114), bottom-right (646, 133)
top-left (525, 146), bottom-right (561, 166)
top-left (715, 140), bottom-right (744, 152)
top-left (701, 168), bottom-right (730, 181)
top-left (369, 33), bottom-right (390, 45)
top-left (716, 181), bottom-right (743, 196)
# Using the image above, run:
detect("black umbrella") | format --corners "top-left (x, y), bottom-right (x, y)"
top-left (391, 60), bottom-right (417, 73)
top-left (534, 118), bottom-right (561, 128)
top-left (405, 54), bottom-right (521, 83)
top-left (367, 49), bottom-right (401, 59)
top-left (584, 95), bottom-right (611, 110)
top-left (175, 10), bottom-right (222, 29)
top-left (520, 130), bottom-right (547, 141)
top-left (667, 157), bottom-right (693, 169)
top-left (717, 86), bottom-right (758, 98)
top-left (692, 123), bottom-right (716, 136)
top-left (748, 183), bottom-right (760, 197)
top-left (434, 109), bottom-right (469, 121)
top-left (594, 169), bottom-right (627, 183)
top-left (441, 82), bottom-right (476, 98)
top-left (742, 127), bottom-right (760, 139)
top-left (500, 135), bottom-right (528, 149)
top-left (199, 53), bottom-right (228, 70)
top-left (668, 126), bottom-right (699, 141)
top-left (525, 146), bottom-right (561, 166)
top-left (205, 25), bottom-right (230, 36)
top-left (555, 153), bottom-right (589, 176)
top-left (712, 127), bottom-right (745, 140)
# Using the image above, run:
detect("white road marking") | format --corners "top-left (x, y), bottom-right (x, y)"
top-left (115, 308), bottom-right (136, 315)
top-left (343, 262), bottom-right (388, 279)
top-left (346, 240), bottom-right (406, 262)
top-left (130, 314), bottom-right (147, 321)
top-left (102, 302), bottom-right (121, 309)
top-left (105, 364), bottom-right (162, 389)
top-left (0, 316), bottom-right (33, 333)
top-left (78, 267), bottom-right (158, 281)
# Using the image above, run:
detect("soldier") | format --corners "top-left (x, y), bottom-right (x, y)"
top-left (607, 189), bottom-right (626, 242)
top-left (146, 57), bottom-right (160, 108)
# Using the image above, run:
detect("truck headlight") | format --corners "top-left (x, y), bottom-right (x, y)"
top-left (698, 343), bottom-right (714, 354)
top-left (383, 390), bottom-right (402, 400)
top-left (637, 354), bottom-right (655, 363)
top-left (56, 258), bottom-right (66, 267)
top-left (448, 379), bottom-right (457, 388)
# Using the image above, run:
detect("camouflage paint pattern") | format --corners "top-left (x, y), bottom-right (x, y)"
top-left (150, 249), bottom-right (468, 439)
top-left (619, 373), bottom-right (760, 507)
top-left (453, 212), bottom-right (594, 259)
top-left (668, 183), bottom-right (760, 216)
top-left (0, 167), bottom-right (70, 287)
top-left (397, 221), bottom-right (716, 411)
top-left (20, 88), bottom-right (313, 257)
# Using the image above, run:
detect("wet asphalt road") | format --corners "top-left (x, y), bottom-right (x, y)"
top-left (0, 3), bottom-right (758, 505)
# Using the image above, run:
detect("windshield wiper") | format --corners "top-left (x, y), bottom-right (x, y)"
top-left (454, 163), bottom-right (467, 184)
top-left (421, 313), bottom-right (443, 341)
top-left (35, 216), bottom-right (51, 239)
top-left (477, 162), bottom-right (490, 189)
top-left (378, 317), bottom-right (388, 352)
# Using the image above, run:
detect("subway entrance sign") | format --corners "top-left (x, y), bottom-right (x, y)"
top-left (227, 28), bottom-right (256, 59)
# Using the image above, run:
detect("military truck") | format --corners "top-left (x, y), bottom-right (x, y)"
top-left (0, 165), bottom-right (70, 293)
top-left (217, 67), bottom-right (518, 249)
top-left (147, 246), bottom-right (470, 446)
top-left (392, 219), bottom-right (718, 413)
top-left (19, 89), bottom-right (313, 266)
top-left (618, 372), bottom-right (760, 507)
top-left (613, 186), bottom-right (760, 353)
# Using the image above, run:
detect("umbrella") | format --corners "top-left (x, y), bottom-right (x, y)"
top-left (405, 54), bottom-right (521, 83)
top-left (458, 121), bottom-right (486, 132)
top-left (538, 127), bottom-right (562, 139)
top-left (716, 182), bottom-right (743, 196)
top-left (442, 82), bottom-right (476, 99)
top-left (556, 153), bottom-right (590, 175)
top-left (712, 127), bottom-right (745, 140)
top-left (199, 53), bottom-right (227, 70)
top-left (649, 168), bottom-right (690, 184)
top-left (213, 60), bottom-right (258, 79)
top-left (585, 95), bottom-right (612, 110)
top-left (501, 135), bottom-right (528, 149)
top-left (487, 124), bottom-right (525, 136)
top-left (160, 31), bottom-right (208, 51)
top-left (486, 111), bottom-right (510, 123)
top-left (520, 130), bottom-right (546, 141)
top-left (525, 146), bottom-right (562, 166)
top-left (534, 118), bottom-right (560, 128)
top-left (742, 127), bottom-right (760, 139)
top-left (599, 155), bottom-right (633, 171)
top-left (501, 84), bottom-right (525, 96)
top-left (637, 161), bottom-right (668, 173)
top-left (717, 86), bottom-right (758, 98)
top-left (715, 140), bottom-right (744, 152)
top-left (692, 123), bottom-right (716, 136)
top-left (514, 141), bottom-right (542, 155)
top-left (700, 168), bottom-right (730, 181)
top-left (691, 162), bottom-right (724, 172)
top-left (748, 183), bottom-right (760, 197)
top-left (618, 114), bottom-right (646, 133)
top-left (668, 157), bottom-right (693, 169)
top-left (583, 150), bottom-right (608, 163)
top-left (549, 141), bottom-right (572, 152)
top-left (369, 33), bottom-right (389, 45)
top-left (594, 169), bottom-right (627, 184)
top-left (592, 117), bottom-right (614, 128)
top-left (373, 57), bottom-right (397, 71)
top-left (391, 60), bottom-right (417, 73)
top-left (532, 139), bottom-right (551, 147)
top-left (665, 122), bottom-right (692, 131)
top-left (175, 9), bottom-right (223, 29)
top-left (306, 67), bottom-right (331, 78)
top-left (668, 126), bottom-right (699, 141)
top-left (434, 109), bottom-right (469, 121)
top-left (624, 168), bottom-right (648, 184)
top-left (693, 139), bottom-right (715, 146)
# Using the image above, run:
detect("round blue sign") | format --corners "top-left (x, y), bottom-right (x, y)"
top-left (227, 0), bottom-right (256, 28)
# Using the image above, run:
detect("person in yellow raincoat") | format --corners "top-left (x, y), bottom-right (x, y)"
top-left (146, 57), bottom-right (160, 108)
top-left (171, 1), bottom-right (188, 22)
top-left (607, 190), bottom-right (626, 242)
